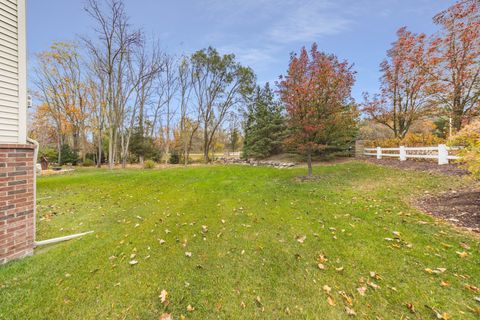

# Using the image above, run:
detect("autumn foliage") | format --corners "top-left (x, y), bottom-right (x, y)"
top-left (364, 0), bottom-right (480, 137)
top-left (278, 43), bottom-right (356, 176)
top-left (363, 28), bottom-right (436, 139)
top-left (431, 0), bottom-right (480, 130)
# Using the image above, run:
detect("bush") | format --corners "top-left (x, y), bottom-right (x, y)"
top-left (39, 147), bottom-right (58, 164)
top-left (449, 119), bottom-right (480, 177)
top-left (168, 151), bottom-right (180, 164)
top-left (143, 160), bottom-right (156, 169)
top-left (365, 133), bottom-right (445, 148)
top-left (82, 159), bottom-right (95, 167)
top-left (60, 144), bottom-right (79, 165)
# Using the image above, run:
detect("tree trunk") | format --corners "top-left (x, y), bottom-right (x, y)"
top-left (451, 107), bottom-right (463, 132)
top-left (108, 127), bottom-right (114, 169)
top-left (97, 132), bottom-right (102, 168)
top-left (57, 134), bottom-right (62, 165)
top-left (203, 123), bottom-right (209, 163)
top-left (307, 150), bottom-right (313, 177)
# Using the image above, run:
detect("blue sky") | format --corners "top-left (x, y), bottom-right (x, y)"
top-left (27, 0), bottom-right (453, 101)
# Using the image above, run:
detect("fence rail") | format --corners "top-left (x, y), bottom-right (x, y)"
top-left (364, 144), bottom-right (461, 165)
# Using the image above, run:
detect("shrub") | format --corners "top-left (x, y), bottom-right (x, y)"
top-left (143, 160), bottom-right (156, 169)
top-left (365, 133), bottom-right (445, 148)
top-left (39, 147), bottom-right (58, 163)
top-left (168, 151), bottom-right (180, 164)
top-left (60, 144), bottom-right (79, 165)
top-left (82, 159), bottom-right (95, 167)
top-left (449, 119), bottom-right (480, 177)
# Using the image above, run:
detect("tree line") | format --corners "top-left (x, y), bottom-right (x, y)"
top-left (30, 0), bottom-right (478, 176)
top-left (30, 0), bottom-right (254, 167)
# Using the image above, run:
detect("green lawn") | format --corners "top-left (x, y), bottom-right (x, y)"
top-left (0, 162), bottom-right (478, 319)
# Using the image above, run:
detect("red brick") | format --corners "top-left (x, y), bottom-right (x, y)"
top-left (0, 145), bottom-right (35, 264)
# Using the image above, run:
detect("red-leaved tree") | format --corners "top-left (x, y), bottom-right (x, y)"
top-left (363, 27), bottom-right (436, 138)
top-left (278, 43), bottom-right (356, 177)
top-left (431, 0), bottom-right (480, 131)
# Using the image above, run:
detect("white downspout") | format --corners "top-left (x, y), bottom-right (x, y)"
top-left (27, 137), bottom-right (93, 248)
top-left (26, 137), bottom-right (39, 244)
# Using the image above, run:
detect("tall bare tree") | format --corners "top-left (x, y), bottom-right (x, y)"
top-left (84, 0), bottom-right (142, 169)
top-left (190, 47), bottom-right (255, 162)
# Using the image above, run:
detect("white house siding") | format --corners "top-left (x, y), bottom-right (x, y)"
top-left (0, 0), bottom-right (26, 144)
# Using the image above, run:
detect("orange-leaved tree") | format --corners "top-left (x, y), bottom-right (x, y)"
top-left (278, 43), bottom-right (356, 177)
top-left (363, 27), bottom-right (437, 139)
top-left (431, 0), bottom-right (480, 131)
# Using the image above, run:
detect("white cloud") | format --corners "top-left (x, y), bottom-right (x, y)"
top-left (267, 1), bottom-right (351, 44)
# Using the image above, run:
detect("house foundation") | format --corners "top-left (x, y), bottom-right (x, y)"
top-left (0, 144), bottom-right (35, 264)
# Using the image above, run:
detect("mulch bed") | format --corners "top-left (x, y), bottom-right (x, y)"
top-left (364, 158), bottom-right (469, 176)
top-left (416, 189), bottom-right (480, 233)
top-left (363, 158), bottom-right (479, 232)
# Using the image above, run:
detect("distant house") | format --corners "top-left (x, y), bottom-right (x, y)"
top-left (0, 0), bottom-right (36, 264)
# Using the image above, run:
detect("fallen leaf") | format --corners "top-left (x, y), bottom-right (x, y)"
top-left (369, 271), bottom-right (381, 280)
top-left (456, 251), bottom-right (468, 258)
top-left (129, 260), bottom-right (138, 266)
top-left (367, 281), bottom-right (380, 290)
top-left (160, 290), bottom-right (168, 305)
top-left (186, 304), bottom-right (195, 312)
top-left (440, 280), bottom-right (450, 287)
top-left (185, 252), bottom-right (192, 257)
top-left (345, 306), bottom-right (356, 317)
top-left (318, 254), bottom-right (328, 263)
top-left (323, 285), bottom-right (332, 293)
top-left (254, 296), bottom-right (263, 308)
top-left (339, 291), bottom-right (353, 306)
top-left (406, 303), bottom-right (415, 313)
top-left (159, 313), bottom-right (172, 320)
top-left (296, 235), bottom-right (306, 243)
top-left (464, 284), bottom-right (480, 293)
top-left (357, 287), bottom-right (367, 296)
top-left (327, 296), bottom-right (336, 306)
top-left (317, 263), bottom-right (326, 270)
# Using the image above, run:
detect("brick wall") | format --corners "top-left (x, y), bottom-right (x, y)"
top-left (0, 144), bottom-right (35, 264)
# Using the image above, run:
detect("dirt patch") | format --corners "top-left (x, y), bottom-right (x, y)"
top-left (416, 189), bottom-right (480, 233)
top-left (364, 158), bottom-right (469, 176)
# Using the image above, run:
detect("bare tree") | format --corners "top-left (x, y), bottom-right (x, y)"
top-left (190, 47), bottom-right (255, 162)
top-left (84, 0), bottom-right (142, 169)
top-left (151, 55), bottom-right (179, 163)
top-left (119, 40), bottom-right (163, 168)
top-left (177, 57), bottom-right (193, 165)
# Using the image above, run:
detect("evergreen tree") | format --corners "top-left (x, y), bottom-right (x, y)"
top-left (243, 83), bottom-right (285, 159)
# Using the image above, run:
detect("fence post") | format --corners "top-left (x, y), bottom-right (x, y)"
top-left (355, 140), bottom-right (365, 158)
top-left (399, 146), bottom-right (406, 161)
top-left (438, 144), bottom-right (449, 165)
top-left (376, 147), bottom-right (382, 160)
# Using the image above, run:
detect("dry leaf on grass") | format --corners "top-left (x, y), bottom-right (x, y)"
top-left (357, 287), bottom-right (367, 296)
top-left (159, 313), bottom-right (172, 320)
top-left (345, 306), bottom-right (356, 317)
top-left (159, 290), bottom-right (168, 305)
top-left (327, 296), bottom-right (336, 306)
top-left (296, 235), bottom-right (306, 243)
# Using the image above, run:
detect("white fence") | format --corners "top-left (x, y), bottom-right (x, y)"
top-left (364, 144), bottom-right (461, 165)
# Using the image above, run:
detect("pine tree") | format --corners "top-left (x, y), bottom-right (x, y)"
top-left (243, 83), bottom-right (285, 159)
